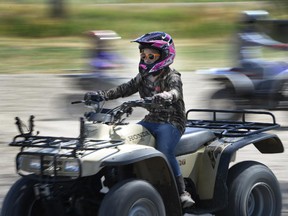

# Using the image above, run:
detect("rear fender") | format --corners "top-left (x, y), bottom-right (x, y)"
top-left (276, 69), bottom-right (288, 80)
top-left (252, 134), bottom-right (284, 153)
top-left (101, 146), bottom-right (182, 216)
top-left (208, 68), bottom-right (255, 95)
top-left (273, 70), bottom-right (288, 91)
top-left (211, 133), bottom-right (284, 210)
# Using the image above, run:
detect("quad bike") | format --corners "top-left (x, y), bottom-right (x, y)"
top-left (201, 10), bottom-right (288, 120)
top-left (0, 98), bottom-right (284, 216)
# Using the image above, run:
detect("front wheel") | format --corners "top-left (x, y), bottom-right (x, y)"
top-left (1, 178), bottom-right (45, 216)
top-left (216, 161), bottom-right (282, 216)
top-left (98, 179), bottom-right (166, 216)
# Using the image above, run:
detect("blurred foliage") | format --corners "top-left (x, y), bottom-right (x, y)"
top-left (1, 0), bottom-right (261, 3)
top-left (0, 3), bottom-right (272, 39)
top-left (0, 37), bottom-right (86, 74)
top-left (0, 1), bottom-right (279, 74)
top-left (0, 37), bottom-right (232, 74)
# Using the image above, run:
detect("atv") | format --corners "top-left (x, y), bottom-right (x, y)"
top-left (0, 98), bottom-right (284, 216)
top-left (201, 10), bottom-right (288, 121)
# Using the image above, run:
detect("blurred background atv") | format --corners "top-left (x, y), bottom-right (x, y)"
top-left (202, 10), bottom-right (288, 120)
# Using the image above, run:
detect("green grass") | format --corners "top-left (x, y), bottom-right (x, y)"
top-left (0, 37), bottom-right (86, 74)
top-left (1, 36), bottom-right (286, 74)
top-left (0, 0), bottom-right (264, 3)
top-left (0, 1), bottom-right (281, 74)
top-left (0, 37), bottom-right (233, 74)
top-left (0, 2), bottom-right (271, 39)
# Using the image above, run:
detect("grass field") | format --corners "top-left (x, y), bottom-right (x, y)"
top-left (0, 0), bottom-right (266, 3)
top-left (1, 1), bottom-right (284, 74)
top-left (0, 2), bottom-right (272, 38)
top-left (1, 36), bottom-right (286, 74)
top-left (0, 37), bottom-right (232, 74)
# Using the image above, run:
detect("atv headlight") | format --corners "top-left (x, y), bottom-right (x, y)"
top-left (17, 154), bottom-right (41, 174)
top-left (64, 161), bottom-right (80, 173)
top-left (29, 158), bottom-right (41, 170)
top-left (16, 153), bottom-right (81, 178)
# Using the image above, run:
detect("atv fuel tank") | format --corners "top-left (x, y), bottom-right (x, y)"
top-left (85, 123), bottom-right (156, 147)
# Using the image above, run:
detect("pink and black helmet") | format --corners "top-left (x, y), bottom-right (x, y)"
top-left (132, 31), bottom-right (176, 75)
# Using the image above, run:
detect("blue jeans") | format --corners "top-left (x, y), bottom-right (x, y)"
top-left (138, 121), bottom-right (182, 177)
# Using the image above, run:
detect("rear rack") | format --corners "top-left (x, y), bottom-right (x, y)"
top-left (186, 109), bottom-right (280, 137)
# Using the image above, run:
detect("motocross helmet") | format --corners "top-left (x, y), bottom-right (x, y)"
top-left (132, 31), bottom-right (175, 76)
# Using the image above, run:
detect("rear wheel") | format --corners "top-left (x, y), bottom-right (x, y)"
top-left (209, 89), bottom-right (242, 120)
top-left (98, 179), bottom-right (166, 216)
top-left (279, 81), bottom-right (288, 107)
top-left (216, 161), bottom-right (282, 216)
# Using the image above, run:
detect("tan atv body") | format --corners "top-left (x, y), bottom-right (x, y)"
top-left (2, 100), bottom-right (284, 216)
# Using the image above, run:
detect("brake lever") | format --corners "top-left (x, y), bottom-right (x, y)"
top-left (143, 97), bottom-right (172, 109)
top-left (72, 100), bottom-right (103, 112)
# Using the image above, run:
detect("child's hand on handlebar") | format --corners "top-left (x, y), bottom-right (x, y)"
top-left (84, 91), bottom-right (105, 103)
top-left (152, 91), bottom-right (173, 104)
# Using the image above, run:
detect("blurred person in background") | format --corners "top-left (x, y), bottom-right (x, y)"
top-left (234, 10), bottom-right (288, 79)
top-left (85, 30), bottom-right (123, 77)
top-left (84, 31), bottom-right (195, 208)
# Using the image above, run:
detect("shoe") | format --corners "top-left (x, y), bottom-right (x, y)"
top-left (180, 191), bottom-right (195, 208)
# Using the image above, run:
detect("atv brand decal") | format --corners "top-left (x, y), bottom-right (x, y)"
top-left (178, 159), bottom-right (186, 166)
top-left (127, 131), bottom-right (150, 142)
top-left (206, 140), bottom-right (227, 169)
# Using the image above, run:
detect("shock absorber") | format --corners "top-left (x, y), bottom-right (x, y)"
top-left (34, 183), bottom-right (65, 216)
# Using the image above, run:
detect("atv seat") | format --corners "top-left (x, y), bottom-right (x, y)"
top-left (175, 127), bottom-right (216, 156)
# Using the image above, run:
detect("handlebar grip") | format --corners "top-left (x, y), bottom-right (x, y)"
top-left (71, 100), bottom-right (84, 104)
top-left (143, 97), bottom-right (153, 103)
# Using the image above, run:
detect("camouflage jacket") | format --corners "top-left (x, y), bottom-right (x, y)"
top-left (103, 67), bottom-right (186, 134)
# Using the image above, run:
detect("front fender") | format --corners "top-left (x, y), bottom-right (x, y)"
top-left (100, 145), bottom-right (165, 166)
top-left (100, 145), bottom-right (182, 216)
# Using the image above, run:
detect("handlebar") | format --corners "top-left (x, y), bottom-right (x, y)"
top-left (71, 97), bottom-right (171, 124)
top-left (71, 97), bottom-right (169, 109)
top-left (121, 97), bottom-right (172, 109)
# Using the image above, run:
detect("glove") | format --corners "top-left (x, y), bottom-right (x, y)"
top-left (84, 91), bottom-right (105, 102)
top-left (152, 91), bottom-right (173, 104)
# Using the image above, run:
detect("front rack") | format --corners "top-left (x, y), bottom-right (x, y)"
top-left (10, 135), bottom-right (124, 156)
top-left (9, 116), bottom-right (125, 180)
top-left (186, 109), bottom-right (280, 137)
top-left (10, 115), bottom-right (124, 156)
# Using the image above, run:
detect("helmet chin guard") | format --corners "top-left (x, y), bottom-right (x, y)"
top-left (132, 31), bottom-right (175, 75)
